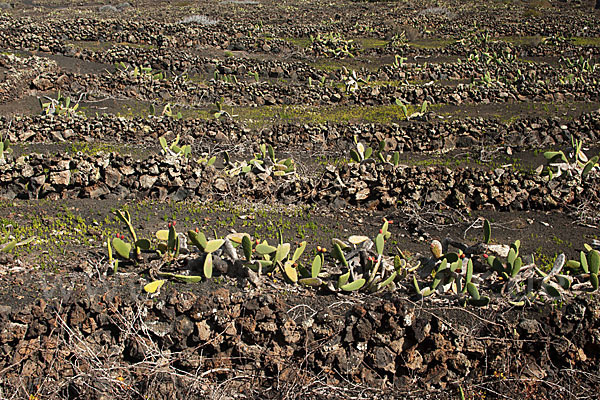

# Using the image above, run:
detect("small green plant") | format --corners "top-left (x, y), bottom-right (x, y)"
top-left (541, 35), bottom-right (568, 46)
top-left (225, 144), bottom-right (296, 177)
top-left (326, 219), bottom-right (399, 293)
top-left (392, 54), bottom-right (407, 68)
top-left (559, 55), bottom-right (597, 74)
top-left (213, 97), bottom-right (238, 120)
top-left (114, 209), bottom-right (150, 259)
top-left (0, 134), bottom-right (12, 164)
top-left (187, 228), bottom-right (225, 278)
top-left (566, 249), bottom-right (600, 291)
top-left (214, 70), bottom-right (238, 84)
top-left (542, 135), bottom-right (599, 180)
top-left (309, 32), bottom-right (358, 58)
top-left (162, 103), bottom-right (183, 120)
top-left (349, 137), bottom-right (400, 166)
top-left (116, 62), bottom-right (165, 80)
top-left (487, 240), bottom-right (523, 280)
top-left (159, 134), bottom-right (191, 157)
top-left (155, 221), bottom-right (181, 259)
top-left (340, 67), bottom-right (369, 93)
top-left (389, 32), bottom-right (408, 48)
top-left (38, 91), bottom-right (81, 117)
top-left (248, 71), bottom-right (260, 82)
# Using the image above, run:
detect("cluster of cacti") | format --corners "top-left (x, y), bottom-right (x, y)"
top-left (187, 229), bottom-right (225, 278)
top-left (225, 144), bottom-right (295, 178)
top-left (115, 62), bottom-right (164, 80)
top-left (566, 248), bottom-right (600, 291)
top-left (108, 209), bottom-right (150, 272)
top-left (349, 136), bottom-right (400, 166)
top-left (394, 98), bottom-right (429, 120)
top-left (104, 209), bottom-right (599, 304)
top-left (340, 67), bottom-right (369, 93)
top-left (212, 98), bottom-right (238, 120)
top-left (214, 70), bottom-right (238, 84)
top-left (159, 134), bottom-right (191, 157)
top-left (38, 91), bottom-right (81, 117)
top-left (487, 240), bottom-right (523, 280)
top-left (412, 240), bottom-right (489, 306)
top-left (411, 217), bottom-right (600, 307)
top-left (559, 55), bottom-right (597, 74)
top-left (309, 32), bottom-right (358, 58)
top-left (236, 229), bottom-right (307, 283)
top-left (156, 221), bottom-right (181, 259)
top-left (391, 54), bottom-right (407, 68)
top-left (543, 136), bottom-right (599, 180)
top-left (327, 219), bottom-right (400, 292)
top-left (161, 103), bottom-right (183, 120)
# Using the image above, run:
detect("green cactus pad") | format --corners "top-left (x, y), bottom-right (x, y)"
top-left (144, 280), bottom-right (165, 294)
top-left (413, 276), bottom-right (421, 294)
top-left (340, 279), bottom-right (365, 291)
top-left (331, 243), bottom-right (348, 267)
top-left (204, 239), bottom-right (225, 254)
top-left (338, 271), bottom-right (350, 288)
top-left (188, 231), bottom-right (207, 251)
top-left (242, 235), bottom-right (253, 261)
top-left (332, 238), bottom-right (349, 250)
top-left (256, 243), bottom-right (277, 255)
top-left (299, 277), bottom-right (323, 287)
top-left (483, 219), bottom-right (491, 244)
top-left (511, 257), bottom-right (522, 277)
top-left (311, 255), bottom-right (322, 278)
top-left (292, 241), bottom-right (306, 262)
top-left (112, 238), bottom-right (131, 259)
top-left (283, 260), bottom-right (298, 283)
top-left (466, 282), bottom-right (480, 300)
top-left (204, 253), bottom-right (213, 278)
top-left (378, 271), bottom-right (397, 290)
top-left (375, 234), bottom-right (384, 256)
top-left (381, 221), bottom-right (389, 236)
top-left (507, 248), bottom-right (517, 266)
top-left (274, 243), bottom-right (291, 262)
top-left (589, 250), bottom-right (600, 275)
top-left (442, 252), bottom-right (459, 264)
top-left (543, 283), bottom-right (561, 298)
top-left (582, 156), bottom-right (599, 178)
top-left (565, 259), bottom-right (580, 270)
top-left (156, 230), bottom-right (169, 242)
top-left (543, 150), bottom-right (568, 163)
top-left (580, 251), bottom-right (589, 273)
top-left (348, 235), bottom-right (369, 245)
top-left (591, 273), bottom-right (599, 291)
top-left (135, 239), bottom-right (151, 251)
top-left (0, 240), bottom-right (16, 253)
